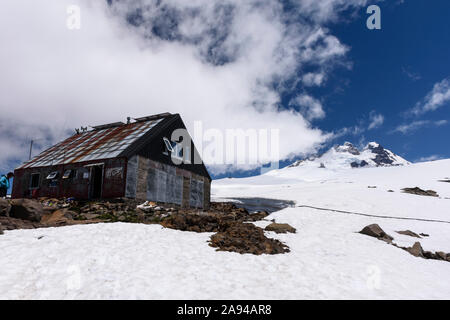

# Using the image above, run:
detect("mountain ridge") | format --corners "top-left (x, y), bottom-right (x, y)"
top-left (288, 142), bottom-right (410, 170)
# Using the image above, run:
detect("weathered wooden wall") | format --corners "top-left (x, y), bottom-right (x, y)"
top-left (125, 156), bottom-right (210, 208)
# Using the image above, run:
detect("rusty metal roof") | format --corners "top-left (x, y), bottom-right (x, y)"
top-left (18, 116), bottom-right (167, 169)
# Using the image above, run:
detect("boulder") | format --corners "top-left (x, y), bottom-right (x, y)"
top-left (396, 230), bottom-right (421, 238)
top-left (0, 198), bottom-right (11, 216)
top-left (405, 242), bottom-right (424, 258)
top-left (359, 224), bottom-right (394, 242)
top-left (41, 208), bottom-right (75, 225)
top-left (9, 199), bottom-right (43, 222)
top-left (265, 222), bottom-right (296, 234)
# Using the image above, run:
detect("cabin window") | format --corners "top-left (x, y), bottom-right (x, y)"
top-left (46, 171), bottom-right (59, 180)
top-left (29, 173), bottom-right (40, 189)
top-left (62, 169), bottom-right (74, 179)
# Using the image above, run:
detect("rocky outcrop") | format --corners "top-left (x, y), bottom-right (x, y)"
top-left (9, 199), bottom-right (43, 222)
top-left (265, 223), bottom-right (296, 234)
top-left (396, 230), bottom-right (421, 238)
top-left (360, 224), bottom-right (450, 263)
top-left (1, 197), bottom-right (289, 255)
top-left (359, 224), bottom-right (394, 243)
top-left (404, 242), bottom-right (424, 257)
top-left (351, 160), bottom-right (369, 168)
top-left (402, 187), bottom-right (439, 197)
top-left (41, 209), bottom-right (77, 226)
top-left (401, 242), bottom-right (450, 262)
top-left (335, 142), bottom-right (360, 155)
top-left (365, 142), bottom-right (396, 166)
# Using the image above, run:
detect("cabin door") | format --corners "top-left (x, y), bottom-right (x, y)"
top-left (89, 165), bottom-right (104, 199)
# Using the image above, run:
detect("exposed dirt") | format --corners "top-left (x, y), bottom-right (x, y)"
top-left (209, 222), bottom-right (289, 255)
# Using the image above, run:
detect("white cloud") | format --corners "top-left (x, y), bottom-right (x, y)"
top-left (411, 78), bottom-right (450, 115)
top-left (368, 111), bottom-right (384, 130)
top-left (414, 155), bottom-right (443, 163)
top-left (435, 119), bottom-right (448, 126)
top-left (302, 72), bottom-right (325, 87)
top-left (0, 0), bottom-right (368, 174)
top-left (290, 94), bottom-right (325, 121)
top-left (402, 66), bottom-right (421, 81)
top-left (392, 120), bottom-right (447, 134)
top-left (293, 0), bottom-right (371, 23)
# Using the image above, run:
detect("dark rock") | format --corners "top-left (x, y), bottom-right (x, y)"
top-left (396, 230), bottom-right (421, 238)
top-left (9, 199), bottom-right (43, 222)
top-left (265, 223), bottom-right (296, 234)
top-left (402, 187), bottom-right (439, 197)
top-left (0, 222), bottom-right (3, 235)
top-left (366, 143), bottom-right (395, 166)
top-left (359, 224), bottom-right (394, 243)
top-left (351, 160), bottom-right (369, 168)
top-left (387, 190), bottom-right (394, 192)
top-left (419, 233), bottom-right (429, 237)
top-left (0, 199), bottom-right (11, 217)
top-left (436, 252), bottom-right (447, 260)
top-left (209, 223), bottom-right (289, 255)
top-left (423, 251), bottom-right (437, 259)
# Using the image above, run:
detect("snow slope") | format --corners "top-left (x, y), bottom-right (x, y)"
top-left (1, 160), bottom-right (449, 299)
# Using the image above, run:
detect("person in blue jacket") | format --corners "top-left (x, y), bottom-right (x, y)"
top-left (0, 172), bottom-right (14, 198)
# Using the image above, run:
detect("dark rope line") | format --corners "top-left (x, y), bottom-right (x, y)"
top-left (296, 205), bottom-right (450, 224)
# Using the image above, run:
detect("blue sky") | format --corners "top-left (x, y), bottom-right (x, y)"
top-left (214, 0), bottom-right (450, 178)
top-left (312, 0), bottom-right (450, 161)
top-left (1, 0), bottom-right (449, 184)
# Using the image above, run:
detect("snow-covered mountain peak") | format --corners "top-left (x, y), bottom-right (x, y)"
top-left (288, 141), bottom-right (410, 170)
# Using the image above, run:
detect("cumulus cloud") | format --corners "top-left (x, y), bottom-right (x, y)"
top-left (368, 111), bottom-right (384, 130)
top-left (290, 94), bottom-right (325, 121)
top-left (0, 0), bottom-right (369, 174)
top-left (410, 77), bottom-right (450, 115)
top-left (301, 72), bottom-right (325, 87)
